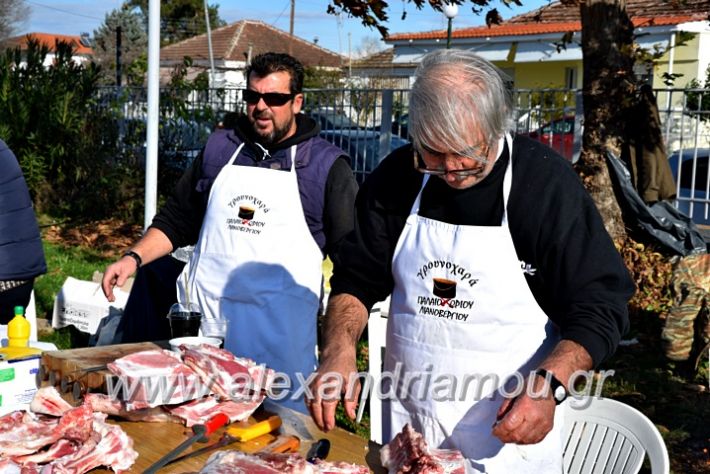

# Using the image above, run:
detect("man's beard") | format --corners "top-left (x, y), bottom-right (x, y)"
top-left (251, 112), bottom-right (292, 146)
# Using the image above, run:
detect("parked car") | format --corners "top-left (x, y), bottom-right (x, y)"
top-left (306, 108), bottom-right (359, 131)
top-left (320, 130), bottom-right (409, 184)
top-left (525, 116), bottom-right (575, 160)
top-left (668, 148), bottom-right (710, 226)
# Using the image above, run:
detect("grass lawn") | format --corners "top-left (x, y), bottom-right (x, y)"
top-left (33, 228), bottom-right (708, 471)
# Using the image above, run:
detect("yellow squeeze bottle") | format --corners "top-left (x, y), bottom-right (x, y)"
top-left (8, 305), bottom-right (30, 348)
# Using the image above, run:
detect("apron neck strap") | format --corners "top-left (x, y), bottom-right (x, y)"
top-left (501, 133), bottom-right (513, 226)
top-left (227, 143), bottom-right (298, 171)
top-left (227, 143), bottom-right (246, 165)
top-left (289, 144), bottom-right (297, 171)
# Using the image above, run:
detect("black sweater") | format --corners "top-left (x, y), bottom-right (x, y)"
top-left (330, 135), bottom-right (635, 367)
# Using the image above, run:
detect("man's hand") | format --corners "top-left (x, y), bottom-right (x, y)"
top-left (492, 375), bottom-right (557, 444)
top-left (493, 339), bottom-right (593, 444)
top-left (306, 349), bottom-right (360, 432)
top-left (101, 228), bottom-right (174, 301)
top-left (102, 256), bottom-right (138, 302)
top-left (305, 293), bottom-right (369, 432)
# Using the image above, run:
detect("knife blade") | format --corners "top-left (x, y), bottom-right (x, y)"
top-left (143, 413), bottom-right (230, 474)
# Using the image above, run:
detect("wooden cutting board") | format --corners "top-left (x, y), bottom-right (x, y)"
top-left (89, 408), bottom-right (385, 473)
top-left (40, 342), bottom-right (165, 398)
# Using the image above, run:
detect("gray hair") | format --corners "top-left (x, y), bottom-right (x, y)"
top-left (409, 49), bottom-right (514, 155)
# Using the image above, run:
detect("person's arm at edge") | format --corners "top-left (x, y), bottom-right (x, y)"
top-left (102, 153), bottom-right (206, 301)
top-left (307, 292), bottom-right (369, 432)
top-left (101, 227), bottom-right (175, 302)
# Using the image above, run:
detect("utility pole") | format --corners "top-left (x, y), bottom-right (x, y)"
top-left (289, 0), bottom-right (295, 56)
top-left (115, 26), bottom-right (122, 86)
top-left (203, 0), bottom-right (215, 87)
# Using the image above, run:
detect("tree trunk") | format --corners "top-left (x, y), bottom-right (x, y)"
top-left (577, 0), bottom-right (636, 241)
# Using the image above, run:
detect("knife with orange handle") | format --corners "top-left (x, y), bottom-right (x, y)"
top-left (164, 415), bottom-right (293, 465)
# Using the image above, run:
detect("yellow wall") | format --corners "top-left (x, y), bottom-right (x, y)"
top-left (508, 61), bottom-right (580, 89)
top-left (491, 32), bottom-right (703, 91)
top-left (653, 33), bottom-right (702, 89)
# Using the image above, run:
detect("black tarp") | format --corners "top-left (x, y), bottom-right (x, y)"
top-left (607, 151), bottom-right (707, 256)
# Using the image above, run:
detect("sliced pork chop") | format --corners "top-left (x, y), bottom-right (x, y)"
top-left (29, 386), bottom-right (74, 417)
top-left (168, 394), bottom-right (265, 427)
top-left (180, 344), bottom-right (275, 399)
top-left (83, 393), bottom-right (182, 423)
top-left (107, 349), bottom-right (206, 408)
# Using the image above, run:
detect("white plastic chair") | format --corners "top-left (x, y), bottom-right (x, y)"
top-left (366, 296), bottom-right (390, 444)
top-left (563, 396), bottom-right (670, 474)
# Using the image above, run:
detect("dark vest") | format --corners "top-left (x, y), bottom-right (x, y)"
top-left (197, 129), bottom-right (345, 253)
top-left (0, 140), bottom-right (47, 280)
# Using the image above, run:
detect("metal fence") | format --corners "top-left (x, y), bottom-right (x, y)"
top-left (96, 86), bottom-right (710, 226)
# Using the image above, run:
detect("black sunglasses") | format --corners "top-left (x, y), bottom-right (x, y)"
top-left (242, 89), bottom-right (295, 106)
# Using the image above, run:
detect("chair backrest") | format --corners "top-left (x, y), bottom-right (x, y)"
top-left (562, 396), bottom-right (670, 474)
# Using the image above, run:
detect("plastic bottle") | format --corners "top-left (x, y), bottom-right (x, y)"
top-left (7, 305), bottom-right (30, 348)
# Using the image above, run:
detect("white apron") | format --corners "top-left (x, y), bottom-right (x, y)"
top-left (177, 143), bottom-right (322, 412)
top-left (383, 135), bottom-right (564, 473)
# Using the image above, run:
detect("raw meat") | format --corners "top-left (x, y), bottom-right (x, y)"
top-left (107, 349), bottom-right (207, 408)
top-left (198, 451), bottom-right (313, 474)
top-left (312, 459), bottom-right (371, 473)
top-left (196, 450), bottom-right (371, 474)
top-left (0, 404), bottom-right (92, 458)
top-left (47, 414), bottom-right (138, 474)
top-left (180, 344), bottom-right (275, 399)
top-left (167, 394), bottom-right (264, 427)
top-left (0, 459), bottom-right (21, 473)
top-left (29, 387), bottom-right (73, 417)
top-left (83, 393), bottom-right (182, 423)
top-left (0, 402), bottom-right (137, 473)
top-left (12, 439), bottom-right (80, 465)
top-left (380, 424), bottom-right (467, 474)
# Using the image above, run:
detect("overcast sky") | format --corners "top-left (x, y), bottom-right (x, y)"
top-left (20, 0), bottom-right (549, 56)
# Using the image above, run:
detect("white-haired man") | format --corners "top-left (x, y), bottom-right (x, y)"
top-left (307, 49), bottom-right (634, 472)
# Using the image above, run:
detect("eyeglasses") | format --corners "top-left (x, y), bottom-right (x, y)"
top-left (242, 89), bottom-right (295, 106)
top-left (413, 148), bottom-right (489, 178)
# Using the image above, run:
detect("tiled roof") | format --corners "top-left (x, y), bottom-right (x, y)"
top-left (2, 32), bottom-right (94, 55)
top-left (509, 0), bottom-right (709, 23)
top-left (161, 20), bottom-right (343, 68)
top-left (387, 0), bottom-right (710, 41)
top-left (351, 48), bottom-right (416, 69)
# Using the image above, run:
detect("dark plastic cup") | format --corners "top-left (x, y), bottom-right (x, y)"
top-left (167, 303), bottom-right (202, 338)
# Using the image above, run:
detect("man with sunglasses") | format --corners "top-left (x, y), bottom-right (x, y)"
top-left (102, 52), bottom-right (357, 411)
top-left (307, 50), bottom-right (634, 471)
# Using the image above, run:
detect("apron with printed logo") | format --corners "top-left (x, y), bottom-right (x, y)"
top-left (383, 135), bottom-right (564, 472)
top-left (177, 143), bottom-right (322, 412)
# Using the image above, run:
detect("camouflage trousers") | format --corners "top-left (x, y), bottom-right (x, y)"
top-left (661, 253), bottom-right (710, 361)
